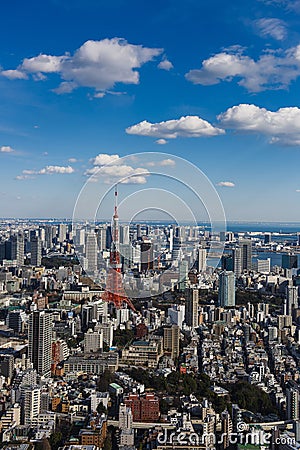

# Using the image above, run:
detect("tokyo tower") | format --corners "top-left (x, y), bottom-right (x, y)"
top-left (102, 186), bottom-right (136, 311)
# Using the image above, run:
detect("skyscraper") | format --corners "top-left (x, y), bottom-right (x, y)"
top-left (178, 260), bottom-right (189, 291)
top-left (31, 235), bottom-right (42, 266)
top-left (185, 288), bottom-right (199, 328)
top-left (239, 239), bottom-right (252, 271)
top-left (11, 232), bottom-right (24, 266)
top-left (58, 223), bottom-right (67, 243)
top-left (218, 271), bottom-right (235, 307)
top-left (198, 248), bottom-right (207, 272)
top-left (85, 231), bottom-right (98, 273)
top-left (286, 385), bottom-right (299, 420)
top-left (163, 325), bottom-right (180, 360)
top-left (28, 311), bottom-right (52, 377)
top-left (233, 247), bottom-right (242, 277)
top-left (140, 240), bottom-right (153, 272)
top-left (286, 286), bottom-right (298, 316)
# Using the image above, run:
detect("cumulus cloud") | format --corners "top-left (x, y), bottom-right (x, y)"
top-left (68, 158), bottom-right (78, 163)
top-left (158, 59), bottom-right (174, 70)
top-left (255, 18), bottom-right (287, 40)
top-left (1, 69), bottom-right (28, 80)
top-left (146, 158), bottom-right (176, 167)
top-left (185, 44), bottom-right (300, 92)
top-left (86, 153), bottom-right (150, 184)
top-left (1, 38), bottom-right (163, 95)
top-left (17, 165), bottom-right (75, 179)
top-left (217, 181), bottom-right (235, 187)
top-left (126, 116), bottom-right (224, 139)
top-left (156, 139), bottom-right (168, 145)
top-left (218, 103), bottom-right (300, 145)
top-left (1, 146), bottom-right (15, 153)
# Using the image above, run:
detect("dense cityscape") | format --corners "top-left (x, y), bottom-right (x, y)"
top-left (0, 194), bottom-right (300, 450)
top-left (4, 0), bottom-right (300, 448)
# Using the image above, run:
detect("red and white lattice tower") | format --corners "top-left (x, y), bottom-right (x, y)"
top-left (102, 186), bottom-right (136, 311)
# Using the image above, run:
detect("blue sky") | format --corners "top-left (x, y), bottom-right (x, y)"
top-left (1, 0), bottom-right (300, 221)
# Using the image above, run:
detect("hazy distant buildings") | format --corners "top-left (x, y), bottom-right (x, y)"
top-left (218, 271), bottom-right (235, 307)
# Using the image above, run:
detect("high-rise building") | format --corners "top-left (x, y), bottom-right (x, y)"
top-left (178, 260), bottom-right (189, 291)
top-left (286, 385), bottom-right (299, 420)
top-left (218, 271), bottom-right (235, 307)
top-left (120, 225), bottom-right (130, 245)
top-left (233, 247), bottom-right (242, 277)
top-left (264, 233), bottom-right (272, 244)
top-left (168, 304), bottom-right (185, 328)
top-left (163, 325), bottom-right (180, 360)
top-left (185, 288), bottom-right (199, 328)
top-left (84, 328), bottom-right (103, 353)
top-left (31, 235), bottom-right (42, 266)
top-left (28, 311), bottom-right (52, 377)
top-left (239, 239), bottom-right (252, 271)
top-left (198, 248), bottom-right (207, 272)
top-left (282, 254), bottom-right (298, 270)
top-left (119, 403), bottom-right (133, 430)
top-left (11, 232), bottom-right (24, 266)
top-left (6, 310), bottom-right (26, 333)
top-left (58, 224), bottom-right (67, 243)
top-left (286, 286), bottom-right (298, 316)
top-left (23, 386), bottom-right (41, 425)
top-left (253, 258), bottom-right (271, 274)
top-left (140, 240), bottom-right (153, 272)
top-left (222, 254), bottom-right (234, 272)
top-left (45, 225), bottom-right (56, 249)
top-left (85, 231), bottom-right (98, 273)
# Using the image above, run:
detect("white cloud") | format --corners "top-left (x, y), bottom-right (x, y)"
top-left (93, 92), bottom-right (106, 98)
top-left (86, 153), bottom-right (150, 184)
top-left (17, 165), bottom-right (75, 179)
top-left (2, 38), bottom-right (163, 95)
top-left (185, 45), bottom-right (300, 92)
top-left (146, 158), bottom-right (176, 167)
top-left (217, 181), bottom-right (235, 187)
top-left (1, 69), bottom-right (28, 80)
top-left (52, 82), bottom-right (77, 94)
top-left (158, 59), bottom-right (174, 70)
top-left (156, 139), bottom-right (168, 145)
top-left (39, 165), bottom-right (74, 174)
top-left (218, 103), bottom-right (300, 144)
top-left (255, 18), bottom-right (287, 41)
top-left (68, 158), bottom-right (78, 163)
top-left (296, 189), bottom-right (300, 192)
top-left (126, 116), bottom-right (224, 139)
top-left (1, 145), bottom-right (15, 153)
top-left (21, 54), bottom-right (65, 73)
top-left (91, 154), bottom-right (120, 166)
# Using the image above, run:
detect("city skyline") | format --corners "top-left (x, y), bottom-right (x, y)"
top-left (2, 0), bottom-right (300, 219)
